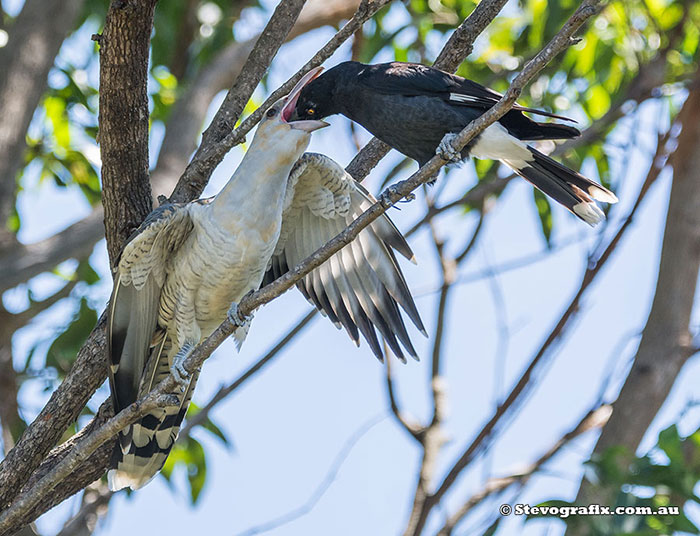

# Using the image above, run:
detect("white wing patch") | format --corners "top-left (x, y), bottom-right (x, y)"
top-left (449, 92), bottom-right (480, 104)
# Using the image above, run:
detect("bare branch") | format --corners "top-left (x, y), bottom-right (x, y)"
top-left (0, 393), bottom-right (177, 535)
top-left (427, 114), bottom-right (673, 529)
top-left (168, 0), bottom-right (308, 203)
top-left (0, 0), bottom-right (85, 241)
top-left (437, 405), bottom-right (612, 535)
top-left (151, 0), bottom-right (365, 198)
top-left (169, 0), bottom-right (389, 204)
top-left (0, 208), bottom-right (103, 294)
top-left (572, 74), bottom-right (700, 520)
top-left (0, 315), bottom-right (108, 512)
top-left (179, 309), bottom-right (317, 439)
top-left (235, 414), bottom-right (386, 536)
top-left (9, 279), bottom-right (79, 330)
top-left (345, 0), bottom-right (511, 181)
top-left (385, 353), bottom-right (424, 440)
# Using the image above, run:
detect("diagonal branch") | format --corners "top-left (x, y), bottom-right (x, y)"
top-left (436, 404), bottom-right (612, 536)
top-left (426, 115), bottom-right (673, 530)
top-left (0, 5), bottom-right (597, 523)
top-left (169, 0), bottom-right (389, 204)
top-left (345, 0), bottom-right (511, 181)
top-left (167, 0), bottom-right (308, 203)
top-left (179, 309), bottom-right (317, 439)
top-left (151, 0), bottom-right (364, 198)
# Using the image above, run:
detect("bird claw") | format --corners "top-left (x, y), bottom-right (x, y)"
top-left (170, 343), bottom-right (194, 392)
top-left (381, 186), bottom-right (414, 208)
top-left (437, 133), bottom-right (462, 163)
top-left (227, 302), bottom-right (253, 328)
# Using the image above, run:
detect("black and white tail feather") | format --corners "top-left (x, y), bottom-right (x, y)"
top-left (464, 122), bottom-right (617, 226)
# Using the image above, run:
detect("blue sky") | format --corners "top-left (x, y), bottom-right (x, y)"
top-left (4, 1), bottom-right (700, 535)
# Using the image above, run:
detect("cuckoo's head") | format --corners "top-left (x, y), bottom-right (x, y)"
top-left (254, 66), bottom-right (329, 160)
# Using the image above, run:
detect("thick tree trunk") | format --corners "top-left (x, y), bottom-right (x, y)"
top-left (0, 0), bottom-right (157, 516)
top-left (98, 0), bottom-right (159, 266)
top-left (570, 80), bottom-right (700, 525)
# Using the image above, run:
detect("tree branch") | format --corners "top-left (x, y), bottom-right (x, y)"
top-left (437, 404), bottom-right (612, 535)
top-left (0, 3), bottom-right (594, 517)
top-left (0, 393), bottom-right (177, 535)
top-left (168, 0), bottom-right (308, 203)
top-left (179, 309), bottom-right (317, 439)
top-left (98, 0), bottom-right (159, 267)
top-left (385, 352), bottom-right (423, 440)
top-left (0, 0), bottom-right (85, 245)
top-left (151, 0), bottom-right (365, 198)
top-left (571, 73), bottom-right (700, 525)
top-left (345, 0), bottom-right (510, 181)
top-left (426, 109), bottom-right (673, 533)
top-left (169, 0), bottom-right (389, 204)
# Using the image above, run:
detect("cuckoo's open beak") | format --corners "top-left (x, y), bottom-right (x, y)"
top-left (282, 67), bottom-right (328, 132)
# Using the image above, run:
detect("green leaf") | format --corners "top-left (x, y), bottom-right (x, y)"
top-left (584, 84), bottom-right (611, 119)
top-left (44, 96), bottom-right (71, 150)
top-left (657, 425), bottom-right (683, 466)
top-left (185, 402), bottom-right (233, 448)
top-left (76, 260), bottom-right (100, 286)
top-left (533, 188), bottom-right (553, 247)
top-left (160, 436), bottom-right (208, 504)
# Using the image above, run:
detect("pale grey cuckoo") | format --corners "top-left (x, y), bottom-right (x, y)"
top-left (107, 68), bottom-right (425, 490)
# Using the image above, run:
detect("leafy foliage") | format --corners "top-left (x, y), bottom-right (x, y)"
top-left (530, 425), bottom-right (700, 535)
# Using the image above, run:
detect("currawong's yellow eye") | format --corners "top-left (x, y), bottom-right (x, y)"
top-left (307, 108), bottom-right (315, 116)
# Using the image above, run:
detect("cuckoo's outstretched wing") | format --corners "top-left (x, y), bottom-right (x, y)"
top-left (264, 153), bottom-right (425, 362)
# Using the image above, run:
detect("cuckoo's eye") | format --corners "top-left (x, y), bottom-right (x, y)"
top-left (266, 108), bottom-right (277, 118)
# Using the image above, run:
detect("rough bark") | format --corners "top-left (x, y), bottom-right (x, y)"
top-left (0, 0), bottom-right (84, 246)
top-left (98, 0), bottom-right (159, 267)
top-left (570, 80), bottom-right (700, 520)
top-left (0, 0), bottom-right (158, 513)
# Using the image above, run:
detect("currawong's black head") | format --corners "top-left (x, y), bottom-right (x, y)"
top-left (290, 61), bottom-right (365, 122)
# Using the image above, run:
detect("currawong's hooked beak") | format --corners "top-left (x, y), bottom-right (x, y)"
top-left (282, 66), bottom-right (328, 132)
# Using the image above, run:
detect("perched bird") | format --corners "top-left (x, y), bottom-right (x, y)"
top-left (107, 68), bottom-right (424, 491)
top-left (290, 61), bottom-right (618, 225)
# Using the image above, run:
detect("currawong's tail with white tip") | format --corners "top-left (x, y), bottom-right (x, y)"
top-left (504, 147), bottom-right (618, 226)
top-left (468, 122), bottom-right (617, 226)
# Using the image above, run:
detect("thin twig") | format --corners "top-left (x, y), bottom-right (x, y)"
top-left (427, 122), bottom-right (672, 521)
top-left (179, 309), bottom-right (317, 439)
top-left (385, 351), bottom-right (424, 440)
top-left (234, 414), bottom-right (386, 536)
top-left (345, 0), bottom-right (511, 181)
top-left (170, 0), bottom-right (308, 203)
top-left (436, 404), bottom-right (612, 535)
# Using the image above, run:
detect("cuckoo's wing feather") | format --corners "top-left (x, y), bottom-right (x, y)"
top-left (108, 203), bottom-right (195, 414)
top-left (266, 153), bottom-right (425, 361)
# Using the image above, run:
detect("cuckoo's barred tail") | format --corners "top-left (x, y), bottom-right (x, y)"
top-left (108, 342), bottom-right (200, 491)
top-left (504, 148), bottom-right (618, 226)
